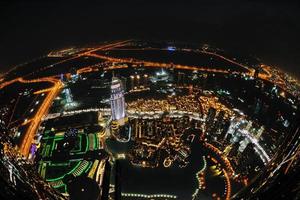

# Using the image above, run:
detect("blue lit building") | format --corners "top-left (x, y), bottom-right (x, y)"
top-left (64, 88), bottom-right (73, 104)
top-left (110, 77), bottom-right (126, 124)
top-left (110, 77), bottom-right (131, 143)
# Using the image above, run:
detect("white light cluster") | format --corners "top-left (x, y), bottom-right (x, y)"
top-left (121, 193), bottom-right (177, 199)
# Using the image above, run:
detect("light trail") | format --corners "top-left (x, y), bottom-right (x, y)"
top-left (0, 77), bottom-right (23, 89)
top-left (33, 88), bottom-right (53, 94)
top-left (0, 40), bottom-right (131, 87)
top-left (89, 46), bottom-right (299, 98)
top-left (21, 119), bottom-right (33, 126)
top-left (0, 77), bottom-right (62, 158)
top-left (18, 77), bottom-right (63, 157)
top-left (76, 66), bottom-right (99, 74)
top-left (102, 47), bottom-right (253, 73)
top-left (284, 145), bottom-right (300, 174)
top-left (204, 142), bottom-right (235, 176)
top-left (199, 50), bottom-right (253, 74)
top-left (87, 52), bottom-right (235, 74)
top-left (78, 40), bottom-right (132, 56)
top-left (222, 169), bottom-right (232, 200)
top-left (23, 40), bottom-right (131, 78)
top-left (121, 193), bottom-right (177, 199)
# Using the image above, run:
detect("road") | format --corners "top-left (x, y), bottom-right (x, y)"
top-left (19, 77), bottom-right (63, 157)
top-left (0, 40), bottom-right (132, 157)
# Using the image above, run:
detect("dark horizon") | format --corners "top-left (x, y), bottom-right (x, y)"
top-left (0, 1), bottom-right (300, 78)
top-left (1, 3), bottom-right (300, 199)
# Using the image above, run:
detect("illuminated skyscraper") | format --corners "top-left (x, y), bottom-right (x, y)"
top-left (64, 88), bottom-right (73, 104)
top-left (63, 88), bottom-right (76, 108)
top-left (110, 77), bottom-right (126, 125)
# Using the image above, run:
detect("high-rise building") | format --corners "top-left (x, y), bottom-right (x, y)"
top-left (63, 88), bottom-right (76, 108)
top-left (64, 88), bottom-right (73, 105)
top-left (110, 77), bottom-right (126, 125)
top-left (110, 77), bottom-right (131, 142)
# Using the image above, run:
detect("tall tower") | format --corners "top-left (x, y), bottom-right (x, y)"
top-left (63, 88), bottom-right (76, 108)
top-left (110, 77), bottom-right (131, 143)
top-left (64, 88), bottom-right (73, 105)
top-left (110, 77), bottom-right (126, 125)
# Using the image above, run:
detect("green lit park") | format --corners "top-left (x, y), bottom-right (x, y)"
top-left (37, 121), bottom-right (104, 194)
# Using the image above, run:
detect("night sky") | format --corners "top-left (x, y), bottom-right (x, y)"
top-left (0, 0), bottom-right (300, 78)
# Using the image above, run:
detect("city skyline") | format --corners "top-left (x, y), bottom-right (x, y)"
top-left (0, 1), bottom-right (300, 200)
